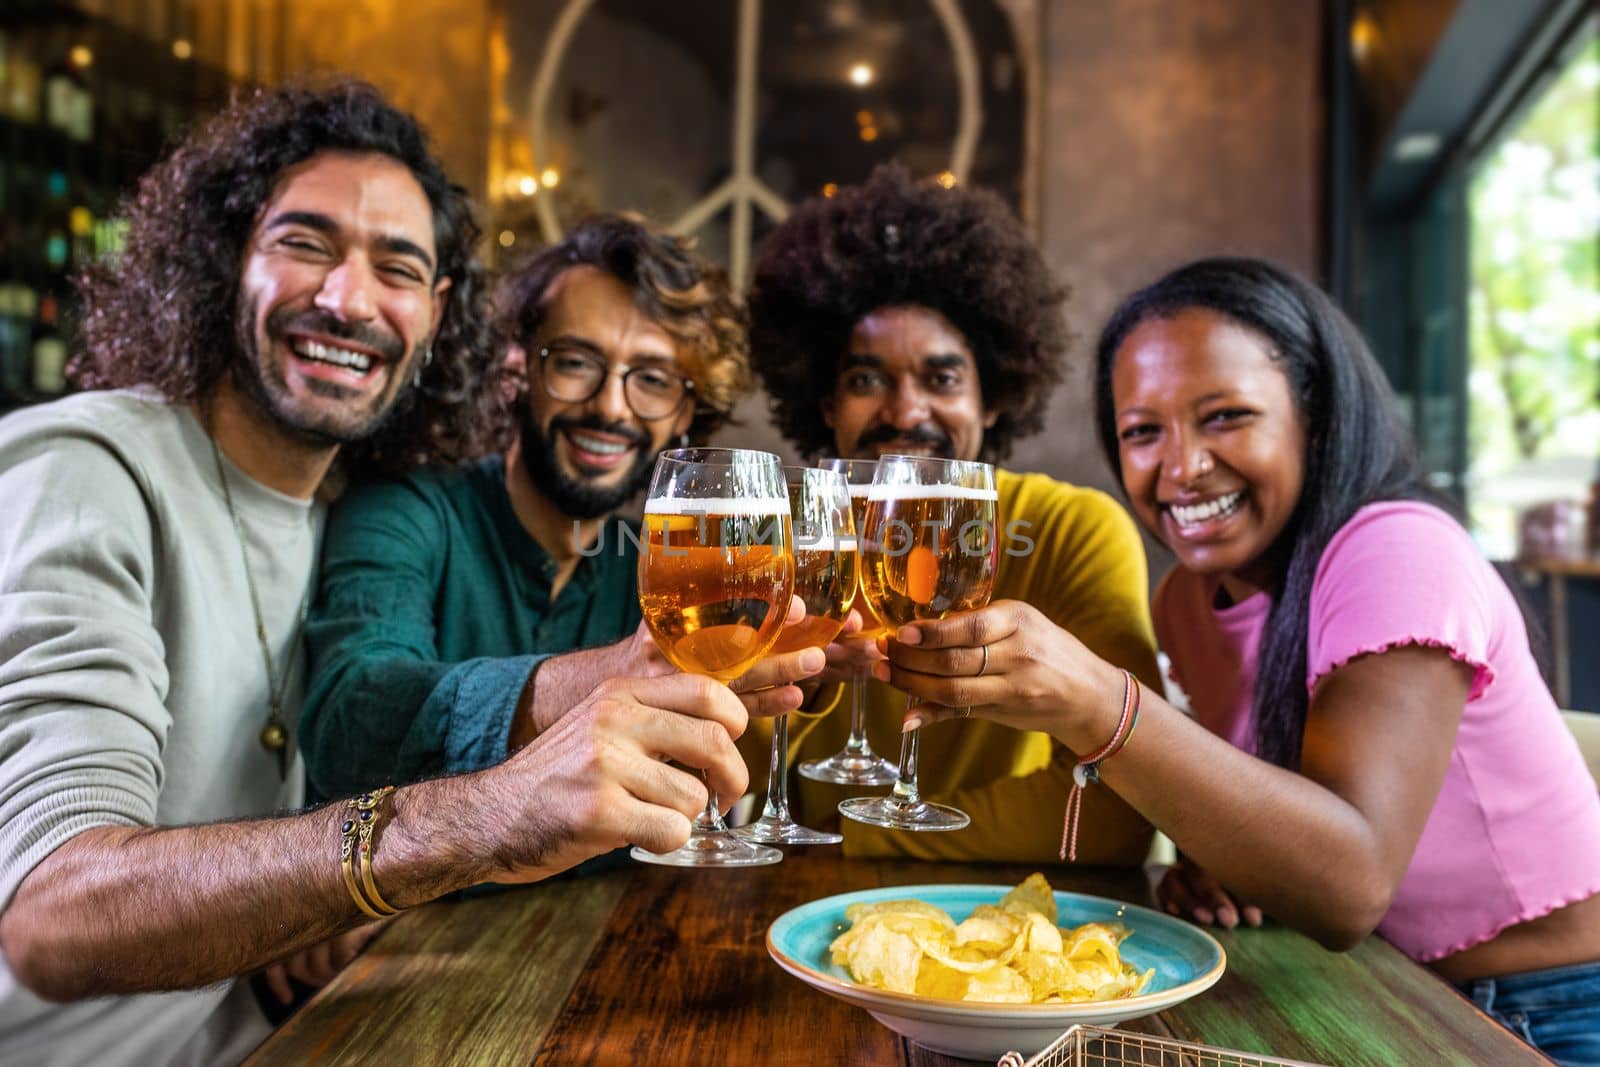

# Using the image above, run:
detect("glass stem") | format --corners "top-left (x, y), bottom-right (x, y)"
top-left (890, 697), bottom-right (921, 807)
top-left (843, 665), bottom-right (871, 756)
top-left (758, 712), bottom-right (791, 822)
top-left (694, 772), bottom-right (726, 832)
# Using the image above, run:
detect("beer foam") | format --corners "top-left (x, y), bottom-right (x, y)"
top-left (644, 496), bottom-right (791, 517)
top-left (865, 484), bottom-right (999, 502)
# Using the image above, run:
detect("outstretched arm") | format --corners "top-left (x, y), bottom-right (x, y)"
top-left (1, 673), bottom-right (750, 1001)
top-left (887, 602), bottom-right (1469, 949)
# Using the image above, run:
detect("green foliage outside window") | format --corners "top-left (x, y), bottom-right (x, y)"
top-left (1468, 32), bottom-right (1599, 554)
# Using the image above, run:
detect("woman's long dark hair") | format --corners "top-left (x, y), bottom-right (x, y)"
top-left (1094, 258), bottom-right (1429, 768)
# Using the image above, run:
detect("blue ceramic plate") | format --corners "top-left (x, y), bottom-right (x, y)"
top-left (766, 884), bottom-right (1226, 1059)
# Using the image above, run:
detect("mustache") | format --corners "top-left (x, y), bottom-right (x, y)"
top-left (267, 307), bottom-right (404, 361)
top-left (546, 414), bottom-right (653, 450)
top-left (858, 424), bottom-right (954, 454)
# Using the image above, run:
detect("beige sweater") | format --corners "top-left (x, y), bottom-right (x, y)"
top-left (0, 389), bottom-right (319, 1066)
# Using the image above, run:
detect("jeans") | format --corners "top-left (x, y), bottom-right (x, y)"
top-left (1460, 960), bottom-right (1600, 1066)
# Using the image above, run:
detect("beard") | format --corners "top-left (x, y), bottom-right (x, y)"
top-left (519, 411), bottom-right (658, 520)
top-left (232, 300), bottom-right (412, 447)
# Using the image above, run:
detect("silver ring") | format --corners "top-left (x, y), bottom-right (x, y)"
top-left (977, 644), bottom-right (989, 677)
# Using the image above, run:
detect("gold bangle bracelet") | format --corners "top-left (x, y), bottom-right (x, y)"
top-left (341, 828), bottom-right (385, 920)
top-left (341, 786), bottom-right (398, 918)
top-left (358, 810), bottom-right (399, 916)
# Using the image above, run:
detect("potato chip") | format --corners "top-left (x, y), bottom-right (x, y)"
top-left (914, 958), bottom-right (973, 1000)
top-left (964, 962), bottom-right (1033, 1003)
top-left (1000, 872), bottom-right (1058, 923)
top-left (828, 873), bottom-right (1155, 1005)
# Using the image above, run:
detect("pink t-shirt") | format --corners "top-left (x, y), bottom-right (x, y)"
top-left (1154, 500), bottom-right (1600, 962)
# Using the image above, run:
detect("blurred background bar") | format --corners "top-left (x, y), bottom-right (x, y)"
top-left (1, 0), bottom-right (1595, 703)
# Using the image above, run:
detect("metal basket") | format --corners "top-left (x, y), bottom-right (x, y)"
top-left (996, 1025), bottom-right (1331, 1067)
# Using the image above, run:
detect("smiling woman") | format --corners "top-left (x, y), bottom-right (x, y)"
top-left (1108, 307), bottom-right (1307, 604)
top-left (875, 257), bottom-right (1600, 1066)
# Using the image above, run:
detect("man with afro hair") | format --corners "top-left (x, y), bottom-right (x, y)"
top-left (745, 164), bottom-right (1159, 864)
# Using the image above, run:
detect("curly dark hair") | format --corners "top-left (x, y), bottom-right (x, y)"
top-left (493, 213), bottom-right (749, 442)
top-left (746, 163), bottom-right (1068, 462)
top-left (69, 77), bottom-right (506, 479)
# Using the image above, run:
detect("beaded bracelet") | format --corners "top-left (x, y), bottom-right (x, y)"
top-left (1059, 670), bottom-right (1142, 862)
top-left (340, 786), bottom-right (399, 919)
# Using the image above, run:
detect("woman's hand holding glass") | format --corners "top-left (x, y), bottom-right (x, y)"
top-left (873, 598), bottom-right (1127, 751)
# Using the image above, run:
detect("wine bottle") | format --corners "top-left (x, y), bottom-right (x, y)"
top-left (30, 292), bottom-right (66, 394)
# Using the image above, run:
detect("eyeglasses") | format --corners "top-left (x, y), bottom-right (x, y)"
top-left (537, 342), bottom-right (695, 422)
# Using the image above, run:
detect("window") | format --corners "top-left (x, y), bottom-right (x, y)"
top-left (1466, 25), bottom-right (1599, 556)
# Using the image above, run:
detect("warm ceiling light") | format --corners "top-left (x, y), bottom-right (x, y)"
top-left (936, 170), bottom-right (956, 189)
top-left (822, 183), bottom-right (838, 198)
top-left (68, 45), bottom-right (93, 69)
top-left (498, 230), bottom-right (516, 248)
top-left (849, 63), bottom-right (873, 87)
top-left (172, 39), bottom-right (193, 60)
top-left (1350, 11), bottom-right (1377, 62)
top-left (540, 167), bottom-right (560, 188)
top-left (859, 126), bottom-right (879, 143)
top-left (855, 109), bottom-right (872, 125)
top-left (518, 175), bottom-right (538, 197)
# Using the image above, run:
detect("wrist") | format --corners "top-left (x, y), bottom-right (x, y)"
top-left (1067, 657), bottom-right (1131, 755)
top-left (371, 779), bottom-right (495, 910)
top-left (518, 649), bottom-right (585, 745)
top-left (509, 659), bottom-right (547, 751)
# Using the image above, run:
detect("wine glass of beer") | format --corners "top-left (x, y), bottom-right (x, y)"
top-left (796, 457), bottom-right (900, 786)
top-left (838, 454), bottom-right (998, 832)
top-left (734, 466), bottom-right (855, 846)
top-left (634, 447), bottom-right (795, 867)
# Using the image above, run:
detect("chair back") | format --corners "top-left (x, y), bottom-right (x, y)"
top-left (1562, 710), bottom-right (1600, 790)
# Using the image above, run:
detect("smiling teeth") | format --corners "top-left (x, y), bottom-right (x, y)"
top-left (569, 433), bottom-right (630, 455)
top-left (1170, 491), bottom-right (1244, 527)
top-left (293, 340), bottom-right (372, 372)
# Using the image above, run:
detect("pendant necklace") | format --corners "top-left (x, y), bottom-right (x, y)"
top-left (208, 433), bottom-right (309, 781)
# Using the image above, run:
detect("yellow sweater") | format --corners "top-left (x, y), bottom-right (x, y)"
top-left (754, 468), bottom-right (1160, 864)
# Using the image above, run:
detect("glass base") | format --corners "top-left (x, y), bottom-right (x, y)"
top-left (630, 829), bottom-right (782, 867)
top-left (733, 816), bottom-right (843, 846)
top-left (799, 752), bottom-right (900, 786)
top-left (838, 795), bottom-right (970, 832)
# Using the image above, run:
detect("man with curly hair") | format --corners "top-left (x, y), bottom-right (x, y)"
top-left (0, 83), bottom-right (752, 1064)
top-left (300, 213), bottom-right (819, 803)
top-left (745, 164), bottom-right (1160, 864)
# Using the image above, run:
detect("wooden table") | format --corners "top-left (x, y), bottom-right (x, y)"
top-left (247, 852), bottom-right (1548, 1067)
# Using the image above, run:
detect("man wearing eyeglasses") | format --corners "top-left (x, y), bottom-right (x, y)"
top-left (299, 214), bottom-right (819, 805)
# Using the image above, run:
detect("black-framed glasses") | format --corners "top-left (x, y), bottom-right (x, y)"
top-left (536, 343), bottom-right (695, 421)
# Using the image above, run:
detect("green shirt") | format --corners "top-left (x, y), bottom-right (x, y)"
top-left (301, 456), bottom-right (641, 799)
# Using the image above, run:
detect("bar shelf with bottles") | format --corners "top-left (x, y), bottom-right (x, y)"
top-left (0, 3), bottom-right (230, 414)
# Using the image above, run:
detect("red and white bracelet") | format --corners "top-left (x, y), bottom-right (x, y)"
top-left (1059, 669), bottom-right (1142, 862)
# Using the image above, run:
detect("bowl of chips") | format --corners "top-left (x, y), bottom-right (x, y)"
top-left (766, 874), bottom-right (1226, 1059)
